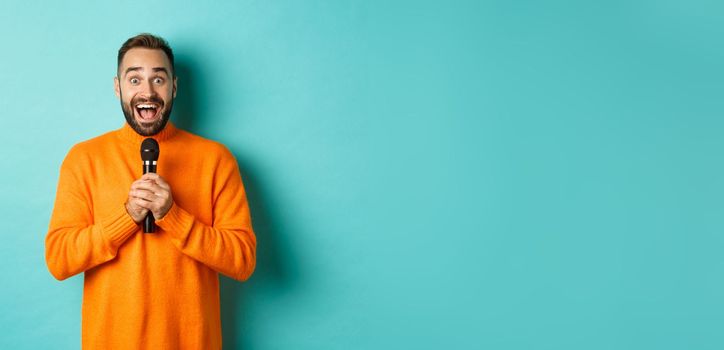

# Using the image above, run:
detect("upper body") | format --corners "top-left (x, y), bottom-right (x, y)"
top-left (44, 34), bottom-right (256, 349)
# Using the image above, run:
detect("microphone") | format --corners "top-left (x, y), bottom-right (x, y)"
top-left (140, 138), bottom-right (159, 233)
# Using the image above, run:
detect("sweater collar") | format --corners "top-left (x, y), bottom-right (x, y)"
top-left (117, 121), bottom-right (178, 144)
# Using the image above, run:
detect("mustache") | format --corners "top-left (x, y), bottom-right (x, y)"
top-left (131, 96), bottom-right (165, 107)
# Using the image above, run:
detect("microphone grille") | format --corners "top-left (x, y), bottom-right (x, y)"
top-left (140, 138), bottom-right (160, 161)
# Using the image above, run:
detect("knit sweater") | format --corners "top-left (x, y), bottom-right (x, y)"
top-left (45, 122), bottom-right (256, 349)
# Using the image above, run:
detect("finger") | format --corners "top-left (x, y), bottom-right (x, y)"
top-left (130, 189), bottom-right (157, 202)
top-left (140, 173), bottom-right (171, 190)
top-left (152, 175), bottom-right (170, 190)
top-left (141, 173), bottom-right (163, 182)
top-left (131, 176), bottom-right (171, 190)
top-left (129, 180), bottom-right (152, 193)
top-left (127, 200), bottom-right (150, 214)
top-left (144, 176), bottom-right (171, 191)
top-left (136, 199), bottom-right (162, 212)
top-left (132, 181), bottom-right (166, 194)
top-left (133, 175), bottom-right (157, 183)
top-left (131, 198), bottom-right (153, 210)
top-left (130, 190), bottom-right (169, 213)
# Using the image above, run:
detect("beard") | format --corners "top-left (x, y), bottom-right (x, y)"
top-left (119, 91), bottom-right (174, 136)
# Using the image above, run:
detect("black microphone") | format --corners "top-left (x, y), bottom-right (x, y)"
top-left (140, 138), bottom-right (159, 233)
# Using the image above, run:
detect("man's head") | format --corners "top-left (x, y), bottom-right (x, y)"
top-left (114, 34), bottom-right (177, 136)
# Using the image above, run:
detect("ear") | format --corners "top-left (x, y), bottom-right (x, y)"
top-left (173, 76), bottom-right (178, 99)
top-left (114, 76), bottom-right (120, 99)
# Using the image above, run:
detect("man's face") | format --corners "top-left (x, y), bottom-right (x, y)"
top-left (114, 48), bottom-right (177, 136)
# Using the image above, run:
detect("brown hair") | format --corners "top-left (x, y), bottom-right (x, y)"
top-left (117, 33), bottom-right (175, 77)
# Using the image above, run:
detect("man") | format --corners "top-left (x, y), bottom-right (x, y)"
top-left (45, 33), bottom-right (256, 349)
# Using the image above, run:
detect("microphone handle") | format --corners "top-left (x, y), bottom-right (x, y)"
top-left (143, 162), bottom-right (157, 233)
top-left (144, 213), bottom-right (155, 233)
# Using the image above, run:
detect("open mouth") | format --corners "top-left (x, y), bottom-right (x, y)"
top-left (135, 103), bottom-right (161, 122)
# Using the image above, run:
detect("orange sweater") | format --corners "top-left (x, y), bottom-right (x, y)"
top-left (45, 122), bottom-right (256, 349)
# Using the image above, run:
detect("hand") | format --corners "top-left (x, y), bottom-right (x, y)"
top-left (126, 173), bottom-right (174, 222)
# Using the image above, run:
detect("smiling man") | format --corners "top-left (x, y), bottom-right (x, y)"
top-left (45, 33), bottom-right (256, 349)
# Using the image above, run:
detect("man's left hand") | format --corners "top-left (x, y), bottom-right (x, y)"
top-left (129, 173), bottom-right (174, 220)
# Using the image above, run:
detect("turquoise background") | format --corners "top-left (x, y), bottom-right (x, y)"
top-left (1, 0), bottom-right (723, 349)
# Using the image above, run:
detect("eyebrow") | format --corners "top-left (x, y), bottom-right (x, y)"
top-left (152, 67), bottom-right (170, 75)
top-left (124, 66), bottom-right (170, 76)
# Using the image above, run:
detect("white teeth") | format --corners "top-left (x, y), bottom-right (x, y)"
top-left (136, 104), bottom-right (157, 109)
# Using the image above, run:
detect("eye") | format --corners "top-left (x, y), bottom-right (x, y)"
top-left (130, 78), bottom-right (140, 85)
top-left (153, 77), bottom-right (164, 85)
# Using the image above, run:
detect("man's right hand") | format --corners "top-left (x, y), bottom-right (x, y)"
top-left (125, 180), bottom-right (151, 223)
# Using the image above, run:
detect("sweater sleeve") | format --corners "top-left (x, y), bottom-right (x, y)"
top-left (155, 149), bottom-right (257, 282)
top-left (45, 146), bottom-right (139, 281)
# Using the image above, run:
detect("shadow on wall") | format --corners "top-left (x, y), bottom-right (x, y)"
top-left (174, 56), bottom-right (299, 349)
top-left (171, 59), bottom-right (197, 132)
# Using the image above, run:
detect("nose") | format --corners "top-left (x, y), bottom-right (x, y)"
top-left (139, 79), bottom-right (157, 98)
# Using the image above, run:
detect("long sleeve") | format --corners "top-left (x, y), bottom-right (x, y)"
top-left (45, 146), bottom-right (139, 281)
top-left (46, 123), bottom-right (255, 349)
top-left (155, 149), bottom-right (256, 281)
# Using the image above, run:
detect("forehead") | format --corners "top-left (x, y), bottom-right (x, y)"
top-left (119, 48), bottom-right (172, 72)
